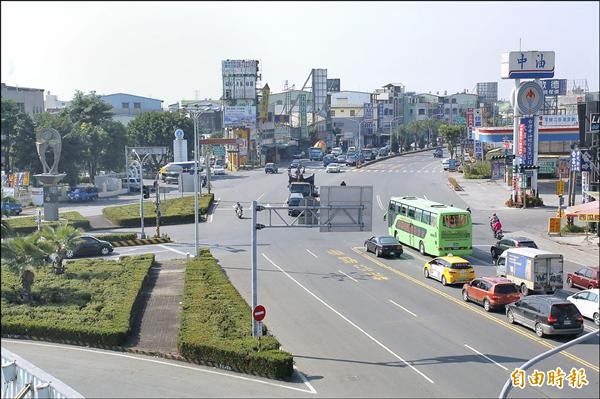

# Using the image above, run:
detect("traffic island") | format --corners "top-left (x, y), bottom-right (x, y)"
top-left (3, 211), bottom-right (90, 235)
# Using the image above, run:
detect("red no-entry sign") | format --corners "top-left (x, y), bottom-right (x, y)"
top-left (253, 305), bottom-right (266, 321)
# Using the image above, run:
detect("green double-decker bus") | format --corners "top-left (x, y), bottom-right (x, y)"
top-left (385, 196), bottom-right (472, 256)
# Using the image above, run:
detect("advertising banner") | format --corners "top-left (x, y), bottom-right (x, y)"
top-left (364, 103), bottom-right (373, 135)
top-left (234, 128), bottom-right (249, 156)
top-left (538, 114), bottom-right (578, 127)
top-left (299, 94), bottom-right (308, 137)
top-left (467, 108), bottom-right (474, 139)
top-left (224, 106), bottom-right (256, 128)
top-left (540, 79), bottom-right (567, 96)
top-left (491, 159), bottom-right (504, 180)
top-left (519, 117), bottom-right (534, 165)
top-left (377, 103), bottom-right (384, 131)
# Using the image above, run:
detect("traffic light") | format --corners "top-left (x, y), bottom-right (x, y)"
top-left (491, 154), bottom-right (516, 161)
top-left (143, 185), bottom-right (150, 199)
top-left (516, 164), bottom-right (540, 173)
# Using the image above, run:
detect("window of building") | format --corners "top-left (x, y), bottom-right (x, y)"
top-left (418, 109), bottom-right (425, 115)
top-left (340, 109), bottom-right (345, 113)
top-left (451, 98), bottom-right (457, 104)
top-left (409, 109), bottom-right (413, 114)
top-left (122, 102), bottom-right (130, 109)
top-left (330, 110), bottom-right (335, 117)
top-left (134, 102), bottom-right (141, 109)
top-left (276, 100), bottom-right (283, 105)
top-left (350, 110), bottom-right (355, 116)
top-left (445, 108), bottom-right (450, 114)
top-left (453, 108), bottom-right (458, 114)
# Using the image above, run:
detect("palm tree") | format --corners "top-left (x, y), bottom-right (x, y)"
top-left (38, 225), bottom-right (83, 275)
top-left (1, 233), bottom-right (53, 302)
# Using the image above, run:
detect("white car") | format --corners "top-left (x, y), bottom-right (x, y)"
top-left (212, 165), bottom-right (226, 175)
top-left (326, 162), bottom-right (341, 173)
top-left (567, 288), bottom-right (599, 325)
top-left (441, 158), bottom-right (450, 170)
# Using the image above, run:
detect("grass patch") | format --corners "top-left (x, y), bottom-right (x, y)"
top-left (178, 248), bottom-right (293, 379)
top-left (102, 194), bottom-right (214, 227)
top-left (1, 254), bottom-right (154, 346)
top-left (4, 211), bottom-right (90, 236)
top-left (464, 161), bottom-right (491, 179)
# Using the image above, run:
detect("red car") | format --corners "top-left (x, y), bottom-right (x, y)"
top-left (462, 277), bottom-right (521, 312)
top-left (567, 267), bottom-right (599, 290)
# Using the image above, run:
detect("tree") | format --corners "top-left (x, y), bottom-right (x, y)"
top-left (37, 225), bottom-right (83, 275)
top-left (1, 233), bottom-right (53, 302)
top-left (439, 123), bottom-right (465, 159)
top-left (1, 99), bottom-right (38, 174)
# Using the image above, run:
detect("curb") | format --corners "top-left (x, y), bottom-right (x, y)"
top-left (112, 238), bottom-right (172, 247)
top-left (2, 334), bottom-right (288, 380)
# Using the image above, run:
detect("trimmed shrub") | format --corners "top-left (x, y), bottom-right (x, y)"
top-left (464, 161), bottom-right (491, 179)
top-left (95, 232), bottom-right (138, 243)
top-left (178, 248), bottom-right (293, 379)
top-left (561, 224), bottom-right (586, 234)
top-left (5, 211), bottom-right (90, 236)
top-left (1, 254), bottom-right (154, 346)
top-left (102, 194), bottom-right (214, 227)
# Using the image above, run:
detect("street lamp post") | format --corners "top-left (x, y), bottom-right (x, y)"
top-left (183, 104), bottom-right (210, 257)
top-left (131, 150), bottom-right (153, 239)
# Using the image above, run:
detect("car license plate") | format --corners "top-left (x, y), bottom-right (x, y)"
top-left (389, 251), bottom-right (395, 255)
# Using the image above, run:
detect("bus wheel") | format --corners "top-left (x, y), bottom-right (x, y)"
top-left (419, 241), bottom-right (425, 255)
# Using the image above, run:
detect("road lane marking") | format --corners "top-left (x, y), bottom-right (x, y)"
top-left (423, 195), bottom-right (428, 200)
top-left (294, 365), bottom-right (317, 394)
top-left (157, 244), bottom-right (189, 256)
top-left (376, 194), bottom-right (384, 210)
top-left (464, 344), bottom-right (508, 371)
top-left (338, 270), bottom-right (358, 282)
top-left (262, 253), bottom-right (434, 384)
top-left (350, 247), bottom-right (599, 372)
top-left (257, 193), bottom-right (265, 201)
top-left (2, 340), bottom-right (316, 394)
top-left (306, 249), bottom-right (318, 258)
top-left (389, 299), bottom-right (417, 317)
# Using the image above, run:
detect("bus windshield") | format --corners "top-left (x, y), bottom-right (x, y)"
top-left (442, 214), bottom-right (469, 228)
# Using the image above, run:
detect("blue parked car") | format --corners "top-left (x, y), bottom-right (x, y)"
top-left (323, 154), bottom-right (336, 167)
top-left (67, 186), bottom-right (99, 202)
top-left (1, 197), bottom-right (22, 215)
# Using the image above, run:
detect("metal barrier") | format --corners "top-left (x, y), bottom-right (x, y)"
top-left (1, 347), bottom-right (84, 399)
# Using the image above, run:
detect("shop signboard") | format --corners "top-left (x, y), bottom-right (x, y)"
top-left (540, 79), bottom-right (567, 96)
top-left (501, 51), bottom-right (555, 79)
top-left (519, 117), bottom-right (534, 165)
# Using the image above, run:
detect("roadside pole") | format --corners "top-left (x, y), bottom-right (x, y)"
top-left (251, 200), bottom-right (259, 337)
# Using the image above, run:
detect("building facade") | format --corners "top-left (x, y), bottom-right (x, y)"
top-left (99, 93), bottom-right (163, 125)
top-left (1, 83), bottom-right (45, 115)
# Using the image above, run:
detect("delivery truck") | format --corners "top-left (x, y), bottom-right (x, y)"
top-left (496, 248), bottom-right (563, 296)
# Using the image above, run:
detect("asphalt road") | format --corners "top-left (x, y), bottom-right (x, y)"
top-left (4, 152), bottom-right (599, 398)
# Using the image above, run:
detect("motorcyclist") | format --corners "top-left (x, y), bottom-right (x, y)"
top-left (490, 213), bottom-right (499, 227)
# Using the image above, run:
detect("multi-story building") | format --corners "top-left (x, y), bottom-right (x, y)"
top-left (99, 92), bottom-right (163, 125)
top-left (440, 92), bottom-right (479, 123)
top-left (168, 100), bottom-right (222, 133)
top-left (476, 82), bottom-right (498, 125)
top-left (45, 91), bottom-right (71, 113)
top-left (1, 83), bottom-right (45, 115)
top-left (374, 83), bottom-right (406, 137)
top-left (403, 92), bottom-right (441, 124)
top-left (329, 90), bottom-right (376, 148)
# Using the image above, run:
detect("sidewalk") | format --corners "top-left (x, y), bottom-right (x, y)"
top-left (453, 173), bottom-right (599, 266)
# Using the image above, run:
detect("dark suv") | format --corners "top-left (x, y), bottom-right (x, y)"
top-left (491, 236), bottom-right (538, 260)
top-left (65, 235), bottom-right (114, 259)
top-left (506, 296), bottom-right (584, 338)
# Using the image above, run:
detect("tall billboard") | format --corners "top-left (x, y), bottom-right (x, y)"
top-left (327, 78), bottom-right (340, 92)
top-left (312, 68), bottom-right (328, 117)
top-left (299, 93), bottom-right (308, 138)
top-left (223, 105), bottom-right (256, 128)
top-left (363, 103), bottom-right (373, 135)
top-left (222, 60), bottom-right (258, 100)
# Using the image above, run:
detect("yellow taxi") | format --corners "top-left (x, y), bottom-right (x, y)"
top-left (423, 255), bottom-right (475, 286)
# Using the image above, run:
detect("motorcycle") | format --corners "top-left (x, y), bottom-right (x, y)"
top-left (490, 219), bottom-right (503, 239)
top-left (234, 203), bottom-right (243, 219)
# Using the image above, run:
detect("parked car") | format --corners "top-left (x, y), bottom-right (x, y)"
top-left (378, 146), bottom-right (390, 157)
top-left (336, 154), bottom-right (347, 164)
top-left (290, 159), bottom-right (302, 170)
top-left (287, 192), bottom-right (305, 217)
top-left (462, 277), bottom-right (521, 312)
top-left (326, 162), bottom-right (341, 173)
top-left (566, 266), bottom-right (599, 290)
top-left (67, 186), bottom-right (99, 202)
top-left (292, 151), bottom-right (305, 159)
top-left (212, 165), bottom-right (226, 175)
top-left (441, 158), bottom-right (451, 170)
top-left (364, 235), bottom-right (403, 258)
top-left (65, 235), bottom-right (114, 259)
top-left (424, 256), bottom-right (475, 286)
top-left (490, 236), bottom-right (538, 260)
top-left (123, 177), bottom-right (141, 190)
top-left (567, 288), bottom-right (599, 325)
top-left (506, 295), bottom-right (584, 337)
top-left (265, 163), bottom-right (279, 174)
top-left (1, 196), bottom-right (22, 215)
top-left (433, 148), bottom-right (443, 158)
top-left (164, 172), bottom-right (180, 185)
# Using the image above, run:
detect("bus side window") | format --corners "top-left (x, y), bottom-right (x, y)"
top-left (407, 207), bottom-right (415, 219)
top-left (415, 209), bottom-right (423, 223)
top-left (422, 211), bottom-right (431, 225)
top-left (400, 205), bottom-right (407, 216)
top-left (430, 215), bottom-right (437, 226)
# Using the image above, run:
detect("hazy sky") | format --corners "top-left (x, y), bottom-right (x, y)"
top-left (2, 1), bottom-right (598, 105)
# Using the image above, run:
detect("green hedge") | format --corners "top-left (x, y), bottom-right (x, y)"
top-left (561, 224), bottom-right (586, 234)
top-left (464, 161), bottom-right (491, 179)
top-left (1, 254), bottom-right (154, 346)
top-left (178, 249), bottom-right (293, 379)
top-left (4, 211), bottom-right (91, 236)
top-left (95, 232), bottom-right (138, 243)
top-left (102, 194), bottom-right (214, 227)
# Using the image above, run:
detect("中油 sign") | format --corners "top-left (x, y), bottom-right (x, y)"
top-left (501, 51), bottom-right (555, 79)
